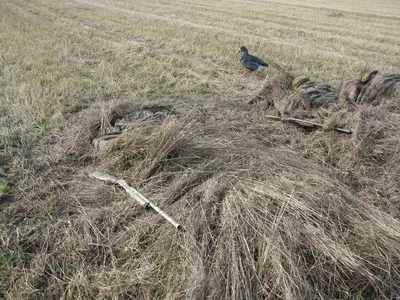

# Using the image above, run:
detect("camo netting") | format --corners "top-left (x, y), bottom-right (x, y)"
top-left (358, 73), bottom-right (400, 105)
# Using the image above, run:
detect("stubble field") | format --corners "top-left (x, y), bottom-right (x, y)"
top-left (1, 0), bottom-right (400, 299)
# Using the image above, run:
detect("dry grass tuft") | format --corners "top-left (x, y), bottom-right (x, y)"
top-left (1, 0), bottom-right (400, 299)
top-left (37, 92), bottom-right (398, 299)
top-left (248, 69), bottom-right (295, 106)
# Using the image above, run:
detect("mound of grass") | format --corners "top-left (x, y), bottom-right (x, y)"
top-left (1, 0), bottom-right (400, 299)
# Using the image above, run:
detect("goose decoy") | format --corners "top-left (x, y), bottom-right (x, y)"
top-left (239, 46), bottom-right (269, 76)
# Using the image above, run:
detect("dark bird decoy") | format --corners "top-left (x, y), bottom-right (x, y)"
top-left (239, 46), bottom-right (269, 76)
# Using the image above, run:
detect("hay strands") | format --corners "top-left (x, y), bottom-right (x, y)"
top-left (89, 172), bottom-right (182, 230)
top-left (266, 115), bottom-right (352, 134)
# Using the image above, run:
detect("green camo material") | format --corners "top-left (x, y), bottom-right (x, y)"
top-left (292, 76), bottom-right (310, 88)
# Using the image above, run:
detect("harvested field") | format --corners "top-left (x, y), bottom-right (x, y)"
top-left (1, 0), bottom-right (400, 299)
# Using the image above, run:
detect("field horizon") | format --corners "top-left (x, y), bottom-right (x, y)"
top-left (1, 0), bottom-right (400, 299)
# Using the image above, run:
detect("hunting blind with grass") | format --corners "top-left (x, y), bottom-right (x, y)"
top-left (1, 0), bottom-right (400, 299)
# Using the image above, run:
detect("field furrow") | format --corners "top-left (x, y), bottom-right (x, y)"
top-left (1, 0), bottom-right (400, 299)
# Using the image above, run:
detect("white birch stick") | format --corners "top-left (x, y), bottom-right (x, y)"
top-left (89, 172), bottom-right (182, 230)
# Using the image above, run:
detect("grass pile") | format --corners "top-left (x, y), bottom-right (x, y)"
top-left (3, 88), bottom-right (400, 299)
top-left (1, 0), bottom-right (400, 299)
top-left (248, 69), bottom-right (294, 106)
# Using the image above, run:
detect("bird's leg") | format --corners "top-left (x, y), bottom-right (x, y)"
top-left (242, 69), bottom-right (247, 76)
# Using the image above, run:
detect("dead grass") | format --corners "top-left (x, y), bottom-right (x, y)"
top-left (1, 0), bottom-right (400, 299)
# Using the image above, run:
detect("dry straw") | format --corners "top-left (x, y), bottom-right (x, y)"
top-left (3, 78), bottom-right (400, 299)
top-left (1, 0), bottom-right (400, 298)
top-left (59, 85), bottom-right (399, 299)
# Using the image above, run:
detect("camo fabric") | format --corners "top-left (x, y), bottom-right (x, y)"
top-left (338, 78), bottom-right (364, 109)
top-left (282, 81), bottom-right (339, 117)
top-left (358, 74), bottom-right (400, 105)
top-left (339, 73), bottom-right (400, 108)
